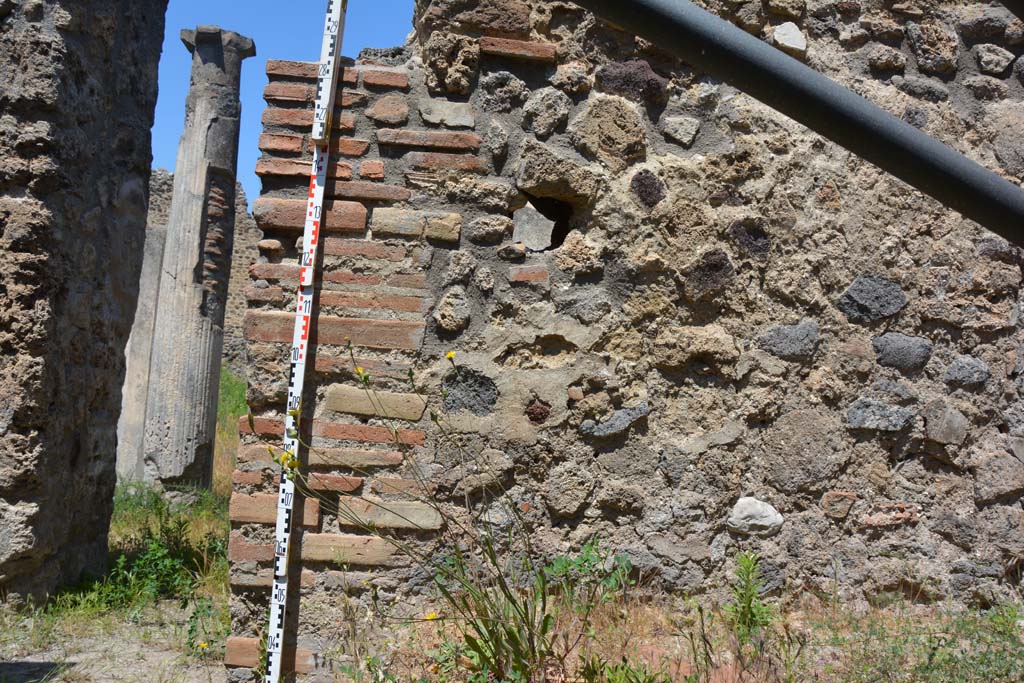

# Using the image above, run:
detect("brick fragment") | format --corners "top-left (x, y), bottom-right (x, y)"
top-left (229, 492), bottom-right (319, 527)
top-left (253, 197), bottom-right (366, 232)
top-left (302, 533), bottom-right (397, 564)
top-left (386, 273), bottom-right (428, 289)
top-left (243, 311), bottom-right (425, 351)
top-left (480, 37), bottom-right (557, 62)
top-left (405, 151), bottom-right (486, 173)
top-left (509, 265), bottom-right (550, 285)
top-left (362, 70), bottom-right (410, 90)
top-left (360, 160), bottom-right (385, 179)
top-left (256, 158), bottom-right (352, 180)
top-left (376, 129), bottom-right (481, 151)
top-left (225, 637), bottom-right (315, 674)
top-left (240, 415), bottom-right (425, 447)
top-left (324, 384), bottom-right (427, 421)
top-left (336, 498), bottom-right (443, 530)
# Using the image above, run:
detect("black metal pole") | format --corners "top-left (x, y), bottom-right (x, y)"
top-left (573, 0), bottom-right (1024, 245)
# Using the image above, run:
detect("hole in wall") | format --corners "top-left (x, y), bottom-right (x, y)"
top-left (520, 194), bottom-right (574, 251)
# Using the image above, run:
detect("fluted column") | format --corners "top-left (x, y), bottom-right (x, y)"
top-left (142, 26), bottom-right (255, 487)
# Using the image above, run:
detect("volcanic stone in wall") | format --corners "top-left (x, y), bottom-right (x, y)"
top-left (0, 0), bottom-right (168, 601)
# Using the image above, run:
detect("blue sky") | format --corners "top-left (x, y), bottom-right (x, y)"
top-left (152, 0), bottom-right (415, 205)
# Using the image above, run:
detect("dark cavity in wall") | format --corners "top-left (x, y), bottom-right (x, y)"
top-left (524, 194), bottom-right (574, 251)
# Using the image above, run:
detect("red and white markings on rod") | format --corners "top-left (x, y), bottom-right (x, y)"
top-left (263, 2), bottom-right (347, 682)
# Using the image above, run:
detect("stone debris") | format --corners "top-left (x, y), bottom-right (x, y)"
top-left (727, 497), bottom-right (784, 536)
top-left (846, 397), bottom-right (915, 432)
top-left (872, 332), bottom-right (933, 372)
top-left (522, 87), bottom-right (571, 139)
top-left (580, 402), bottom-right (650, 439)
top-left (944, 355), bottom-right (990, 389)
top-left (773, 22), bottom-right (808, 58)
top-left (756, 319), bottom-right (820, 360)
top-left (434, 286), bottom-right (472, 332)
top-left (661, 116), bottom-right (701, 148)
top-left (512, 204), bottom-right (556, 251)
top-left (836, 275), bottom-right (908, 323)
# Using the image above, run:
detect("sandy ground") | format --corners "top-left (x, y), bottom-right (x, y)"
top-left (0, 604), bottom-right (228, 683)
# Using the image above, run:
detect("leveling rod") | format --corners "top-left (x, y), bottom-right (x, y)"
top-left (262, 1), bottom-right (347, 682)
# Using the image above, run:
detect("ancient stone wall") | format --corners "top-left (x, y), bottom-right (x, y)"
top-left (227, 0), bottom-right (1024, 676)
top-left (225, 184), bottom-right (260, 376)
top-left (0, 0), bottom-right (168, 600)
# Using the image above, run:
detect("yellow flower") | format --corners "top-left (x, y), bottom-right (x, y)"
top-left (425, 612), bottom-right (439, 621)
top-left (445, 351), bottom-right (456, 361)
top-left (355, 366), bottom-right (365, 375)
top-left (198, 641), bottom-right (208, 650)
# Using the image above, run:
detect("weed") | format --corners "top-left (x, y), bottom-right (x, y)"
top-left (723, 551), bottom-right (776, 648)
top-left (581, 656), bottom-right (670, 683)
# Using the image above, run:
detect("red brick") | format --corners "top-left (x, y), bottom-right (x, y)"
top-left (366, 94), bottom-right (410, 125)
top-left (371, 477), bottom-right (437, 497)
top-left (245, 286), bottom-right (281, 304)
top-left (360, 160), bottom-right (385, 179)
top-left (376, 129), bottom-right (481, 151)
top-left (319, 290), bottom-right (428, 314)
top-left (256, 157), bottom-right (353, 180)
top-left (247, 264), bottom-right (385, 288)
top-left (229, 492), bottom-right (319, 528)
top-left (232, 567), bottom-right (316, 589)
top-left (264, 82), bottom-right (366, 108)
top-left (232, 470), bottom-right (265, 486)
top-left (225, 637), bottom-right (315, 674)
top-left (509, 265), bottom-right (550, 285)
top-left (328, 181), bottom-right (412, 202)
top-left (237, 443), bottom-right (404, 468)
top-left (266, 60), bottom-right (358, 85)
top-left (323, 238), bottom-right (406, 261)
top-left (293, 472), bottom-right (363, 493)
top-left (386, 273), bottom-right (428, 289)
top-left (332, 137), bottom-right (371, 157)
top-left (405, 151), bottom-right (487, 173)
top-left (480, 37), bottom-right (557, 62)
top-left (228, 531), bottom-right (275, 562)
top-left (259, 133), bottom-right (304, 154)
top-left (262, 108), bottom-right (356, 132)
top-left (362, 70), bottom-right (410, 90)
top-left (253, 197), bottom-right (366, 233)
top-left (264, 472), bottom-right (364, 493)
top-left (240, 415), bottom-right (425, 446)
top-left (314, 355), bottom-right (414, 381)
top-left (243, 310), bottom-right (424, 351)
top-left (248, 263), bottom-right (384, 287)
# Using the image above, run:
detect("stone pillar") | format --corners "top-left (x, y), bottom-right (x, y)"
top-left (0, 0), bottom-right (168, 602)
top-left (142, 27), bottom-right (255, 488)
top-left (117, 170), bottom-right (172, 482)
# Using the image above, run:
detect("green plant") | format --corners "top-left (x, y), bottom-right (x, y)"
top-left (723, 551), bottom-right (776, 647)
top-left (581, 656), bottom-right (670, 683)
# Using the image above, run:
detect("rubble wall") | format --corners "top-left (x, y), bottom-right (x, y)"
top-left (0, 0), bottom-right (167, 600)
top-left (227, 0), bottom-right (1024, 675)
